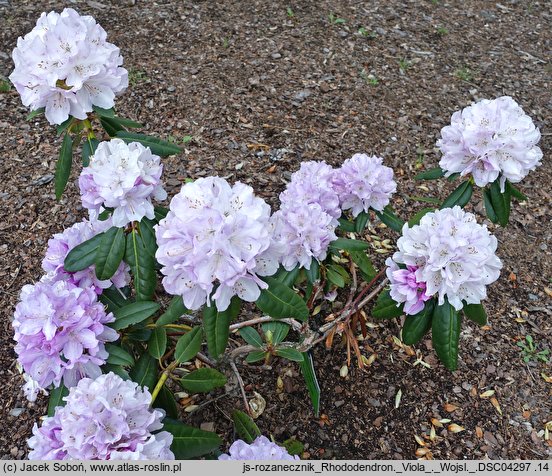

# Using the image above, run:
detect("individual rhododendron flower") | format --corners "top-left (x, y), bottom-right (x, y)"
top-left (271, 203), bottom-right (337, 271)
top-left (42, 216), bottom-right (130, 293)
top-left (155, 177), bottom-right (280, 311)
top-left (13, 277), bottom-right (118, 398)
top-left (280, 160), bottom-right (341, 220)
top-left (388, 206), bottom-right (502, 313)
top-left (219, 436), bottom-right (299, 460)
top-left (437, 96), bottom-right (542, 190)
top-left (79, 139), bottom-right (167, 227)
top-left (9, 8), bottom-right (128, 125)
top-left (333, 154), bottom-right (396, 217)
top-left (27, 372), bottom-right (174, 460)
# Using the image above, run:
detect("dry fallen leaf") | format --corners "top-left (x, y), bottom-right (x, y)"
top-left (395, 389), bottom-right (402, 409)
top-left (448, 423), bottom-right (465, 433)
top-left (480, 389), bottom-right (495, 398)
top-left (415, 447), bottom-right (430, 457)
top-left (431, 418), bottom-right (444, 428)
top-left (541, 373), bottom-right (552, 383)
top-left (430, 425), bottom-right (437, 441)
top-left (475, 426), bottom-right (483, 438)
top-left (414, 434), bottom-right (426, 446)
top-left (490, 397), bottom-right (503, 416)
top-left (340, 365), bottom-right (349, 378)
top-left (444, 403), bottom-right (459, 412)
top-left (248, 391), bottom-right (266, 419)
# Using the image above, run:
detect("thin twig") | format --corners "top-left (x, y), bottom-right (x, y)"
top-left (229, 359), bottom-right (251, 416)
top-left (197, 352), bottom-right (216, 367)
top-left (229, 316), bottom-right (302, 332)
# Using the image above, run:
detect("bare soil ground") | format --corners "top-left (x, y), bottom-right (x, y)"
top-left (0, 0), bottom-right (550, 460)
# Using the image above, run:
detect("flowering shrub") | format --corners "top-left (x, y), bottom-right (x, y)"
top-left (9, 7), bottom-right (543, 461)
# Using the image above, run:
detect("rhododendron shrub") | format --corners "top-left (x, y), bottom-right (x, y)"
top-left (10, 7), bottom-right (543, 462)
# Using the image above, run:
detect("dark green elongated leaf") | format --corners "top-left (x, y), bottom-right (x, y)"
top-left (129, 353), bottom-right (158, 391)
top-left (56, 116), bottom-right (74, 136)
top-left (125, 325), bottom-right (152, 342)
top-left (349, 250), bottom-right (376, 282)
top-left (179, 368), bottom-right (227, 393)
top-left (174, 327), bottom-right (203, 363)
top-left (92, 106), bottom-right (115, 117)
top-left (372, 289), bottom-right (404, 320)
top-left (337, 217), bottom-right (355, 232)
top-left (328, 238), bottom-right (369, 251)
top-left (55, 133), bottom-right (73, 200)
top-left (111, 116), bottom-right (143, 129)
top-left (27, 107), bottom-right (45, 121)
top-left (245, 350), bottom-right (267, 363)
top-left (156, 296), bottom-right (188, 327)
top-left (402, 300), bottom-right (435, 345)
top-left (256, 277), bottom-right (309, 321)
top-left (112, 301), bottom-right (160, 330)
top-left (305, 259), bottom-right (320, 284)
top-left (447, 172), bottom-right (461, 182)
top-left (414, 167), bottom-right (445, 180)
top-left (148, 327), bottom-right (167, 359)
top-left (64, 232), bottom-right (105, 272)
top-left (441, 180), bottom-right (473, 209)
top-left (99, 286), bottom-right (131, 312)
top-left (154, 206), bottom-right (169, 221)
top-left (203, 298), bottom-right (240, 359)
top-left (274, 266), bottom-right (300, 287)
top-left (105, 343), bottom-right (135, 366)
top-left (95, 227), bottom-right (126, 280)
top-left (506, 181), bottom-right (527, 201)
top-left (232, 410), bottom-right (261, 444)
top-left (283, 438), bottom-right (304, 456)
top-left (163, 419), bottom-right (222, 459)
top-left (483, 189), bottom-right (498, 223)
top-left (156, 385), bottom-right (178, 419)
top-left (102, 364), bottom-right (130, 380)
top-left (115, 131), bottom-right (182, 156)
top-left (375, 205), bottom-right (405, 232)
top-left (490, 179), bottom-right (511, 227)
top-left (354, 211), bottom-right (370, 233)
top-left (275, 348), bottom-right (304, 362)
top-left (463, 303), bottom-right (487, 326)
top-left (47, 384), bottom-right (69, 416)
top-left (326, 266), bottom-right (345, 288)
top-left (262, 322), bottom-right (289, 345)
top-left (100, 117), bottom-right (122, 136)
top-left (239, 327), bottom-right (263, 348)
top-left (408, 207), bottom-right (435, 227)
top-left (299, 351), bottom-right (320, 417)
top-left (125, 229), bottom-right (156, 301)
top-left (432, 298), bottom-right (462, 371)
top-left (82, 137), bottom-right (99, 167)
top-left (138, 219), bottom-right (157, 258)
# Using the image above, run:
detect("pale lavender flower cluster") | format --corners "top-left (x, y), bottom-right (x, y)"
top-left (9, 8), bottom-right (128, 125)
top-left (28, 373), bottom-right (174, 460)
top-left (333, 154), bottom-right (396, 217)
top-left (79, 139), bottom-right (167, 227)
top-left (13, 277), bottom-right (118, 400)
top-left (155, 177), bottom-right (281, 311)
top-left (42, 216), bottom-right (130, 293)
top-left (387, 206), bottom-right (502, 314)
top-left (437, 96), bottom-right (542, 190)
top-left (219, 436), bottom-right (299, 461)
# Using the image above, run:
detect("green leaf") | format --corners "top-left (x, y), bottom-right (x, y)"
top-left (112, 301), bottom-right (160, 330)
top-left (82, 137), bottom-right (99, 167)
top-left (99, 286), bottom-right (131, 312)
top-left (402, 300), bottom-right (435, 345)
top-left (232, 410), bottom-right (261, 444)
top-left (408, 207), bottom-right (435, 227)
top-left (489, 179), bottom-right (511, 227)
top-left (163, 419), bottom-right (222, 459)
top-left (92, 106), bottom-right (115, 117)
top-left (349, 250), bottom-right (376, 282)
top-left (56, 116), bottom-right (74, 136)
top-left (447, 172), bottom-right (461, 182)
top-left (414, 167), bottom-right (445, 180)
top-left (305, 259), bottom-right (320, 284)
top-left (180, 368), bottom-right (227, 393)
top-left (275, 348), bottom-right (304, 362)
top-left (372, 289), bottom-right (404, 319)
top-left (27, 107), bottom-right (45, 121)
top-left (203, 298), bottom-right (240, 359)
top-left (156, 385), bottom-right (179, 419)
top-left (101, 117), bottom-right (125, 137)
top-left (256, 277), bottom-right (309, 321)
top-left (245, 350), bottom-right (268, 363)
top-left (274, 266), bottom-right (300, 287)
top-left (64, 232), bottom-right (105, 272)
top-left (125, 325), bottom-right (152, 343)
top-left (328, 238), bottom-right (369, 251)
top-left (299, 351), bottom-right (320, 417)
top-left (506, 181), bottom-right (527, 202)
top-left (138, 219), bottom-right (157, 258)
top-left (102, 364), bottom-right (130, 381)
top-left (156, 296), bottom-right (188, 327)
top-left (354, 211), bottom-right (370, 233)
top-left (239, 327), bottom-right (264, 348)
top-left (432, 298), bottom-right (462, 370)
top-left (129, 353), bottom-right (158, 391)
top-left (47, 384), bottom-right (69, 416)
top-left (109, 116), bottom-right (143, 129)
top-left (154, 206), bottom-right (169, 221)
top-left (375, 205), bottom-right (405, 232)
top-left (262, 322), bottom-right (289, 345)
top-left (483, 189), bottom-right (498, 224)
top-left (441, 180), bottom-right (473, 209)
top-left (337, 217), bottom-right (355, 232)
top-left (282, 438), bottom-right (304, 456)
top-left (463, 303), bottom-right (487, 326)
top-left (326, 266), bottom-right (345, 288)
top-left (125, 229), bottom-right (156, 301)
top-left (94, 227), bottom-right (126, 280)
top-left (115, 131), bottom-right (182, 156)
top-left (174, 327), bottom-right (203, 364)
top-left (55, 133), bottom-right (73, 200)
top-left (105, 343), bottom-right (135, 367)
top-left (148, 327), bottom-right (167, 359)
